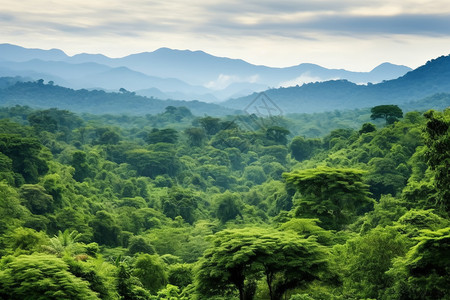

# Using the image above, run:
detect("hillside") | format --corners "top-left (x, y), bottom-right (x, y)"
top-left (0, 80), bottom-right (236, 116)
top-left (224, 55), bottom-right (450, 113)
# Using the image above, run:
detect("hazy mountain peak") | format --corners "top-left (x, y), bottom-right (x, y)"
top-left (370, 62), bottom-right (412, 75)
top-left (0, 43), bottom-right (68, 62)
top-left (224, 54), bottom-right (450, 113)
top-left (153, 47), bottom-right (206, 54)
top-left (0, 43), bottom-right (417, 102)
top-left (70, 53), bottom-right (110, 61)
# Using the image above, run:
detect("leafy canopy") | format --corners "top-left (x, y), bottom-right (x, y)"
top-left (283, 167), bottom-right (374, 230)
top-left (0, 254), bottom-right (99, 300)
top-left (195, 227), bottom-right (327, 300)
top-left (370, 105), bottom-right (403, 124)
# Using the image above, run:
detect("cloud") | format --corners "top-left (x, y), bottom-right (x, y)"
top-left (196, 0), bottom-right (450, 36)
top-left (0, 13), bottom-right (16, 22)
top-left (205, 74), bottom-right (260, 90)
top-left (1, 0), bottom-right (450, 70)
top-left (4, 0), bottom-right (450, 38)
top-left (288, 14), bottom-right (450, 36)
top-left (279, 73), bottom-right (327, 87)
top-left (196, 11), bottom-right (450, 38)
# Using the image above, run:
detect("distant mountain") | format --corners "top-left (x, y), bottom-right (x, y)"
top-left (0, 44), bottom-right (67, 62)
top-left (401, 93), bottom-right (450, 112)
top-left (134, 87), bottom-right (172, 101)
top-left (369, 63), bottom-right (411, 81)
top-left (0, 58), bottom-right (211, 98)
top-left (0, 44), bottom-right (411, 102)
top-left (223, 55), bottom-right (450, 113)
top-left (0, 80), bottom-right (236, 116)
top-left (0, 59), bottom-right (110, 78)
top-left (0, 65), bottom-right (71, 87)
top-left (0, 76), bottom-right (31, 89)
top-left (65, 47), bottom-right (411, 87)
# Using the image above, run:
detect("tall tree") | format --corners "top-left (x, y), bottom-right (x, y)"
top-left (370, 105), bottom-right (403, 124)
top-left (195, 228), bottom-right (327, 300)
top-left (265, 126), bottom-right (290, 145)
top-left (198, 116), bottom-right (221, 135)
top-left (283, 167), bottom-right (374, 230)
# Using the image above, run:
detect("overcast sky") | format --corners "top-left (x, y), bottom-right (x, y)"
top-left (1, 0), bottom-right (450, 70)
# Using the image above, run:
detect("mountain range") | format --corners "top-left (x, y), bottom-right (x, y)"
top-left (0, 43), bottom-right (411, 102)
top-left (0, 74), bottom-right (448, 118)
top-left (0, 43), bottom-right (448, 116)
top-left (224, 55), bottom-right (450, 113)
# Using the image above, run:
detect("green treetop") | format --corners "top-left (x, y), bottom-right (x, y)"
top-left (195, 227), bottom-right (327, 300)
top-left (370, 105), bottom-right (403, 124)
top-left (283, 167), bottom-right (374, 230)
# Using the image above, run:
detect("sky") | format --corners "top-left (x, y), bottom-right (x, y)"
top-left (1, 0), bottom-right (450, 71)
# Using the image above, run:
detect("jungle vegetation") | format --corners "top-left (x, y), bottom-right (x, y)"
top-left (0, 103), bottom-right (448, 300)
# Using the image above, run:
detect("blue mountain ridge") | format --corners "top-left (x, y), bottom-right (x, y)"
top-left (0, 43), bottom-right (411, 102)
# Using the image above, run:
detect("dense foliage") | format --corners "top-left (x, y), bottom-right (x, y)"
top-left (0, 104), bottom-right (448, 299)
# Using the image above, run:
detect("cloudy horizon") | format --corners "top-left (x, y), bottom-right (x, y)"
top-left (1, 0), bottom-right (450, 71)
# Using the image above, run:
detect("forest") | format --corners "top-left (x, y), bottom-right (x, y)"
top-left (0, 102), bottom-right (448, 300)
